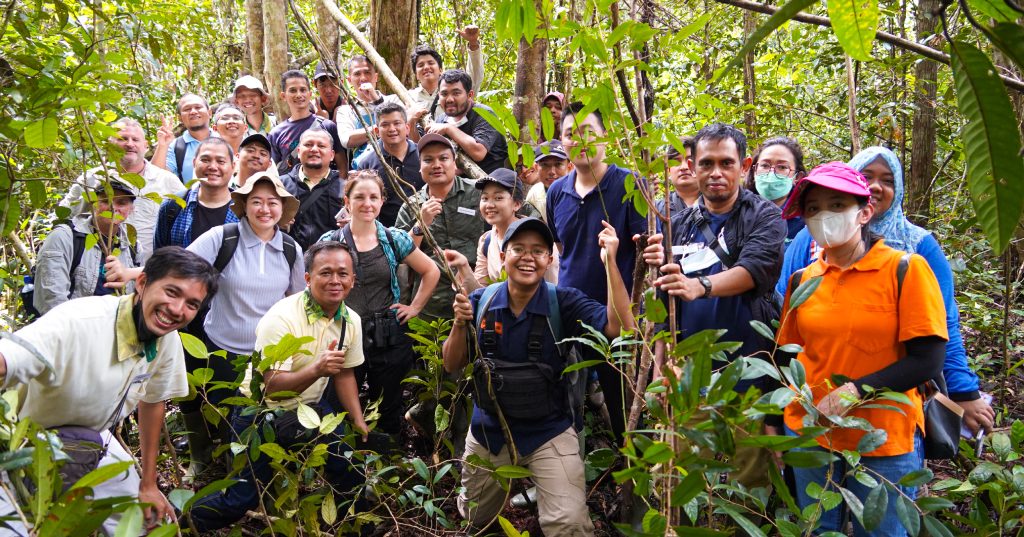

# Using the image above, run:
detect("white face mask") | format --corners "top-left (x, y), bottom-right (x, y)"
top-left (805, 205), bottom-right (862, 248)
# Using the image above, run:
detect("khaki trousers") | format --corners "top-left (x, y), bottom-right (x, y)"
top-left (458, 426), bottom-right (595, 537)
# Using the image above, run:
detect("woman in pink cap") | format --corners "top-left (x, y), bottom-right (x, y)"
top-left (775, 162), bottom-right (949, 536)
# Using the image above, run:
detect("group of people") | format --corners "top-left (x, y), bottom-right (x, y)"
top-left (2, 31), bottom-right (995, 537)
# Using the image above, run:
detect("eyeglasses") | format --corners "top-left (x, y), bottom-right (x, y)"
top-left (507, 245), bottom-right (550, 259)
top-left (756, 162), bottom-right (793, 175)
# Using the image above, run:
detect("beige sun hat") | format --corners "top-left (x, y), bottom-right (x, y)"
top-left (230, 169), bottom-right (300, 225)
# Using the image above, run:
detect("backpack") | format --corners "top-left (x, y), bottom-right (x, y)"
top-left (21, 221), bottom-right (138, 319)
top-left (326, 224), bottom-right (401, 281)
top-left (174, 137), bottom-right (187, 181)
top-left (472, 281), bottom-right (586, 423)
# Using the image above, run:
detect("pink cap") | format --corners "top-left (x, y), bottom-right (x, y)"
top-left (781, 162), bottom-right (871, 219)
top-left (543, 91), bottom-right (565, 105)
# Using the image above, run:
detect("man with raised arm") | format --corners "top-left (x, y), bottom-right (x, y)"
top-left (151, 93), bottom-right (213, 182)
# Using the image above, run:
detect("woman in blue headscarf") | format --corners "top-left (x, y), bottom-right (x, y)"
top-left (776, 146), bottom-right (994, 435)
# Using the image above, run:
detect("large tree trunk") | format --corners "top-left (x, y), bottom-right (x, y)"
top-left (512, 33), bottom-right (548, 144)
top-left (742, 10), bottom-right (757, 137)
top-left (907, 0), bottom-right (940, 223)
top-left (368, 0), bottom-right (418, 90)
top-left (315, 0), bottom-right (340, 64)
top-left (245, 0), bottom-right (265, 77)
top-left (263, 0), bottom-right (289, 118)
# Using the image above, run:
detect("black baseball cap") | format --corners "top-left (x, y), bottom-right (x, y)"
top-left (240, 132), bottom-right (272, 152)
top-left (416, 132), bottom-right (456, 153)
top-left (534, 140), bottom-right (568, 162)
top-left (313, 62), bottom-right (336, 81)
top-left (475, 168), bottom-right (525, 201)
top-left (502, 217), bottom-right (554, 252)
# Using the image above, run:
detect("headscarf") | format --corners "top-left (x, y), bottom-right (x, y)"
top-left (848, 146), bottom-right (930, 253)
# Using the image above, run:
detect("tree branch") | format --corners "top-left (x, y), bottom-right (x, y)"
top-left (709, 0), bottom-right (1024, 93)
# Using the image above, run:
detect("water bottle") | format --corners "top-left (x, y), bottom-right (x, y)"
top-left (20, 275), bottom-right (33, 295)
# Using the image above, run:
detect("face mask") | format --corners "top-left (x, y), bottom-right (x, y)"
top-left (754, 172), bottom-right (794, 201)
top-left (805, 205), bottom-right (862, 248)
top-left (447, 116), bottom-right (468, 127)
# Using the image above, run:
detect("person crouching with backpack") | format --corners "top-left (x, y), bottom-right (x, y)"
top-left (182, 169), bottom-right (305, 481)
top-left (32, 173), bottom-right (139, 316)
top-left (443, 217), bottom-right (634, 536)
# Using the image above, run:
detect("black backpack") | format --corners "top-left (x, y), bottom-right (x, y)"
top-left (21, 221), bottom-right (138, 319)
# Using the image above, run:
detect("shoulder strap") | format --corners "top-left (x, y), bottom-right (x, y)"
top-left (298, 183), bottom-right (329, 213)
top-left (65, 221), bottom-right (87, 297)
top-left (694, 210), bottom-right (738, 268)
top-left (338, 304), bottom-right (348, 353)
top-left (174, 137), bottom-right (187, 180)
top-left (281, 233), bottom-right (297, 268)
top-left (474, 283), bottom-right (504, 332)
top-left (896, 253), bottom-right (911, 300)
top-left (383, 226), bottom-right (400, 258)
top-left (214, 223), bottom-right (240, 272)
top-left (544, 282), bottom-right (563, 346)
top-left (340, 224), bottom-right (362, 282)
top-left (483, 232), bottom-right (492, 257)
top-left (788, 268), bottom-right (806, 297)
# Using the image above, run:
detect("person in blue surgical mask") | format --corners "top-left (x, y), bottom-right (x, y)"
top-left (744, 137), bottom-right (807, 251)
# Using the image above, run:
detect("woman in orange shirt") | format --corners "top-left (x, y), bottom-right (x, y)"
top-left (776, 162), bottom-right (948, 536)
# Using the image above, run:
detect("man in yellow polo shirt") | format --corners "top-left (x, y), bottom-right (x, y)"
top-left (0, 247), bottom-right (218, 534)
top-left (188, 240), bottom-right (367, 532)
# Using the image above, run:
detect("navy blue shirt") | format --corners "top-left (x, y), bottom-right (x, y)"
top-left (784, 216), bottom-right (805, 253)
top-left (546, 165), bottom-right (648, 303)
top-left (356, 140), bottom-right (424, 227)
top-left (670, 208), bottom-right (759, 391)
top-left (469, 283), bottom-right (607, 456)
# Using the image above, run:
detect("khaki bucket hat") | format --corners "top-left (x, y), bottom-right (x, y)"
top-left (230, 169), bottom-right (300, 225)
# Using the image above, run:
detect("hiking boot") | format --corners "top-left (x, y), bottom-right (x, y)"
top-left (405, 401), bottom-right (437, 438)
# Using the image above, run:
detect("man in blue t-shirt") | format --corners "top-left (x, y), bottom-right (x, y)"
top-left (443, 217), bottom-right (634, 536)
top-left (267, 69), bottom-right (347, 176)
top-left (545, 102), bottom-right (648, 442)
top-left (650, 123), bottom-right (786, 488)
top-left (152, 93), bottom-right (213, 182)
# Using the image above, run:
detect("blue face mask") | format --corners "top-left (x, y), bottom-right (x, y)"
top-left (754, 172), bottom-right (794, 201)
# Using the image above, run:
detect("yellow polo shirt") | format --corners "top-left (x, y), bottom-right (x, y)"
top-left (242, 291), bottom-right (363, 410)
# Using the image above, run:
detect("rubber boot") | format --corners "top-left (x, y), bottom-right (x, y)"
top-left (182, 411), bottom-right (213, 484)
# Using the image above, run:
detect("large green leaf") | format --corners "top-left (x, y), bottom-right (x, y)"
top-left (950, 40), bottom-right (1024, 255)
top-left (986, 23), bottom-right (1024, 72)
top-left (827, 0), bottom-right (880, 61)
top-left (718, 0), bottom-right (818, 79)
top-left (966, 0), bottom-right (1019, 22)
top-left (24, 115), bottom-right (58, 148)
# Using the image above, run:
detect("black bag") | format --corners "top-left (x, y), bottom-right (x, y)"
top-left (921, 377), bottom-right (964, 460)
top-left (473, 354), bottom-right (562, 421)
top-left (51, 426), bottom-right (106, 491)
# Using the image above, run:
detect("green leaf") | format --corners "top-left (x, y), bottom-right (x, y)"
top-left (179, 332), bottom-right (209, 359)
top-left (715, 502), bottom-right (767, 537)
top-left (494, 464), bottom-right (533, 478)
top-left (749, 320), bottom-right (775, 342)
top-left (782, 450), bottom-right (837, 468)
top-left (966, 0), bottom-right (1019, 22)
top-left (987, 23), bottom-right (1024, 72)
top-left (541, 107), bottom-right (555, 141)
top-left (114, 504), bottom-right (143, 537)
top-left (259, 442), bottom-right (294, 462)
top-left (827, 0), bottom-right (880, 60)
top-left (896, 495), bottom-right (920, 536)
top-left (922, 515), bottom-right (954, 537)
top-left (319, 412), bottom-right (345, 435)
top-left (167, 488), bottom-right (194, 511)
top-left (644, 288), bottom-right (668, 323)
top-left (71, 461), bottom-right (133, 490)
top-left (642, 441), bottom-right (673, 465)
top-left (856, 429), bottom-right (887, 453)
top-left (861, 485), bottom-right (887, 531)
top-left (950, 40), bottom-right (1024, 255)
top-left (718, 0), bottom-right (817, 79)
top-left (562, 359), bottom-right (605, 376)
top-left (670, 470), bottom-right (706, 507)
top-left (789, 275), bottom-right (823, 311)
top-left (411, 457), bottom-right (430, 481)
top-left (321, 490), bottom-right (337, 524)
top-left (839, 487), bottom-right (865, 528)
top-left (498, 515), bottom-right (524, 537)
top-left (296, 403), bottom-right (321, 429)
top-left (899, 468), bottom-right (933, 488)
top-left (24, 115), bottom-right (58, 148)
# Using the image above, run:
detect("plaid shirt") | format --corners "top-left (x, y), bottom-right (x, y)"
top-left (155, 185), bottom-right (239, 250)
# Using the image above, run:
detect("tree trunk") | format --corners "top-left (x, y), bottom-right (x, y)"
top-left (245, 0), bottom-right (265, 77)
top-left (512, 32), bottom-right (548, 144)
top-left (846, 55), bottom-right (861, 155)
top-left (368, 0), bottom-right (418, 90)
top-left (742, 10), bottom-right (758, 138)
top-left (907, 0), bottom-right (940, 223)
top-left (315, 0), bottom-right (340, 64)
top-left (263, 0), bottom-right (289, 118)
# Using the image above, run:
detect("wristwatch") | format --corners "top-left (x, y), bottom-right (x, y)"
top-left (411, 224), bottom-right (424, 237)
top-left (698, 275), bottom-right (713, 298)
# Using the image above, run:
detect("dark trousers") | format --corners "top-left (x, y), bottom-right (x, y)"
top-left (354, 336), bottom-right (413, 435)
top-left (179, 333), bottom-right (240, 414)
top-left (188, 406), bottom-right (365, 531)
top-left (590, 346), bottom-right (629, 442)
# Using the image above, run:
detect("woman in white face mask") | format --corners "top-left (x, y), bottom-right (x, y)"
top-left (774, 162), bottom-right (950, 537)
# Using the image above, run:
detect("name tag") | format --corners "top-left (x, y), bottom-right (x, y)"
top-left (457, 206), bottom-right (476, 216)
